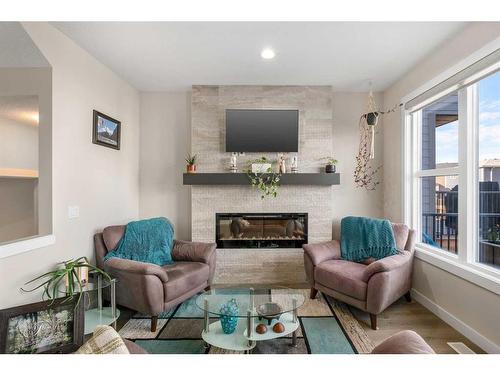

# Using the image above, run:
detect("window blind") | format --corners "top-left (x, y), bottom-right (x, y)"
top-left (405, 48), bottom-right (500, 112)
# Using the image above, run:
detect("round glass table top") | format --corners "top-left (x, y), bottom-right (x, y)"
top-left (58, 278), bottom-right (116, 294)
top-left (195, 287), bottom-right (305, 318)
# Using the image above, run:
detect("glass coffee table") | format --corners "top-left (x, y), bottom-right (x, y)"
top-left (195, 288), bottom-right (304, 352)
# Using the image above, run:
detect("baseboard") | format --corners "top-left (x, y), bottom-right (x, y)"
top-left (411, 288), bottom-right (500, 354)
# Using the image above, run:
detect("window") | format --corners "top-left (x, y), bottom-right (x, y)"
top-left (405, 57), bottom-right (500, 281)
top-left (415, 93), bottom-right (460, 254)
top-left (477, 71), bottom-right (500, 269)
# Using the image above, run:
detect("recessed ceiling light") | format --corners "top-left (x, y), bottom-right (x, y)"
top-left (261, 48), bottom-right (275, 60)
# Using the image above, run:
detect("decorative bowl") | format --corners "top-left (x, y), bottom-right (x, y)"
top-left (257, 302), bottom-right (282, 325)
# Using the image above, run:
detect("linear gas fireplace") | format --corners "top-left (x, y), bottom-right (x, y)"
top-left (216, 213), bottom-right (308, 249)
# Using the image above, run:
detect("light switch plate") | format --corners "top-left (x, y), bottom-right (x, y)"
top-left (68, 206), bottom-right (80, 219)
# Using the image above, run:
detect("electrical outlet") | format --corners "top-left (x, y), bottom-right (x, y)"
top-left (68, 206), bottom-right (80, 219)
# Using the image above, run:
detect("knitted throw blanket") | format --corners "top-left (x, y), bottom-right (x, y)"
top-left (340, 216), bottom-right (398, 262)
top-left (104, 217), bottom-right (174, 266)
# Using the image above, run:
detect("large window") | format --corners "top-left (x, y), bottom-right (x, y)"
top-left (477, 71), bottom-right (500, 269)
top-left (418, 93), bottom-right (459, 254)
top-left (406, 62), bottom-right (500, 278)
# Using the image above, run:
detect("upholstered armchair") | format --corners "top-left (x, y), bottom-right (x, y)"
top-left (303, 223), bottom-right (415, 330)
top-left (371, 330), bottom-right (435, 354)
top-left (95, 225), bottom-right (216, 332)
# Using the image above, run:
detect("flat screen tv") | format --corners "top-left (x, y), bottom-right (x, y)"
top-left (225, 109), bottom-right (299, 152)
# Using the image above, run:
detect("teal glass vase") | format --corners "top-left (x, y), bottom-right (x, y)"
top-left (219, 298), bottom-right (239, 334)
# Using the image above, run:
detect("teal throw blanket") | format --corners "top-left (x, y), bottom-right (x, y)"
top-left (104, 217), bottom-right (174, 266)
top-left (340, 216), bottom-right (398, 262)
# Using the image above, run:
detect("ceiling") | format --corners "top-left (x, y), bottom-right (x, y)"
top-left (52, 22), bottom-right (467, 92)
top-left (0, 22), bottom-right (50, 68)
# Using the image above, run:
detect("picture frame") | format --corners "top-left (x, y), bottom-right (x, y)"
top-left (0, 297), bottom-right (84, 354)
top-left (92, 110), bottom-right (121, 150)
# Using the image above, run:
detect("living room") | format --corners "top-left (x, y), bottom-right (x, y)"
top-left (1, 1), bottom-right (499, 373)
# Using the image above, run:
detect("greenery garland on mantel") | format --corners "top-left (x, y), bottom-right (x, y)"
top-left (245, 156), bottom-right (281, 199)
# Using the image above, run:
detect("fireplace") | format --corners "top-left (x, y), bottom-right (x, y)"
top-left (215, 213), bottom-right (308, 249)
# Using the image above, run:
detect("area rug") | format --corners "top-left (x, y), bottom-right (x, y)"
top-left (118, 289), bottom-right (374, 354)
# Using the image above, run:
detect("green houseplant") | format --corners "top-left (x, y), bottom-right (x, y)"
top-left (245, 156), bottom-right (281, 199)
top-left (185, 153), bottom-right (197, 173)
top-left (323, 157), bottom-right (338, 173)
top-left (21, 257), bottom-right (111, 306)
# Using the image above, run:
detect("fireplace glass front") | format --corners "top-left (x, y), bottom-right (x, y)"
top-left (215, 213), bottom-right (308, 249)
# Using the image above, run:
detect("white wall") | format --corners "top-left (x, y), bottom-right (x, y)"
top-left (139, 92), bottom-right (191, 240)
top-left (0, 23), bottom-right (140, 308)
top-left (0, 114), bottom-right (38, 170)
top-left (331, 92), bottom-right (384, 238)
top-left (0, 93), bottom-right (40, 243)
top-left (383, 22), bottom-right (500, 351)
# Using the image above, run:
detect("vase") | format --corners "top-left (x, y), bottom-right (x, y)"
top-left (187, 164), bottom-right (196, 173)
top-left (219, 298), bottom-right (239, 334)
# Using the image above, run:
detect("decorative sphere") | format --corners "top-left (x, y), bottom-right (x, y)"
top-left (272, 322), bottom-right (285, 333)
top-left (256, 324), bottom-right (267, 334)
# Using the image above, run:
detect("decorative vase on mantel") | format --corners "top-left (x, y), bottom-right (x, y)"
top-left (219, 298), bottom-right (239, 334)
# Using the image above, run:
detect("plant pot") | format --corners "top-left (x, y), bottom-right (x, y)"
top-left (366, 112), bottom-right (380, 126)
top-left (186, 164), bottom-right (196, 173)
top-left (325, 164), bottom-right (336, 173)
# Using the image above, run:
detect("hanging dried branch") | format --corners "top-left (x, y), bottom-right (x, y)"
top-left (354, 115), bottom-right (381, 190)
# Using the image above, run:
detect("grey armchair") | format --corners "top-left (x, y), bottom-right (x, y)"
top-left (95, 225), bottom-right (216, 332)
top-left (303, 223), bottom-right (415, 330)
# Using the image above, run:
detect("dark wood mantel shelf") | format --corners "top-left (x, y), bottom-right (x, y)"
top-left (183, 172), bottom-right (340, 186)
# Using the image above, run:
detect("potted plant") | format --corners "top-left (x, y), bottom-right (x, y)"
top-left (185, 153), bottom-right (197, 173)
top-left (245, 156), bottom-right (281, 199)
top-left (324, 157), bottom-right (338, 173)
top-left (21, 257), bottom-right (111, 306)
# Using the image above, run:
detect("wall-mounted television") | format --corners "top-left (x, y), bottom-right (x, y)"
top-left (225, 109), bottom-right (299, 152)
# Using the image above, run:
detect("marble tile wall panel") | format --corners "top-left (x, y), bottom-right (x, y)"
top-left (191, 85), bottom-right (334, 283)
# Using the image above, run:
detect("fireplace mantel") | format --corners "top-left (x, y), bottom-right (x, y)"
top-left (183, 172), bottom-right (340, 186)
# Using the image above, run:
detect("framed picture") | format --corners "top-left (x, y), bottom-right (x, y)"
top-left (92, 110), bottom-right (121, 150)
top-left (0, 297), bottom-right (84, 354)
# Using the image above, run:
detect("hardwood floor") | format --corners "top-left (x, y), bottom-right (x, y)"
top-left (349, 297), bottom-right (485, 354)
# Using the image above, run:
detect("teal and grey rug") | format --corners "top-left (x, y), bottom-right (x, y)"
top-left (118, 289), bottom-right (374, 354)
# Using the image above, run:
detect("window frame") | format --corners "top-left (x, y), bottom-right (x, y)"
top-left (402, 47), bottom-right (500, 294)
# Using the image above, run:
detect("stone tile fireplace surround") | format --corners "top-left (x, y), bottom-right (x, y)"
top-left (191, 85), bottom-right (334, 284)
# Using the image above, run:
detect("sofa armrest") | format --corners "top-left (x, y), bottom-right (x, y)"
top-left (302, 240), bottom-right (341, 266)
top-left (362, 252), bottom-right (412, 282)
top-left (104, 257), bottom-right (169, 284)
top-left (172, 240), bottom-right (216, 264)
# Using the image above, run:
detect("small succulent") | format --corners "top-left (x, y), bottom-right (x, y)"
top-left (185, 153), bottom-right (197, 165)
top-left (325, 157), bottom-right (338, 166)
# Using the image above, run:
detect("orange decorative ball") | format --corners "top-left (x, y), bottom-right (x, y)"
top-left (272, 322), bottom-right (285, 333)
top-left (256, 323), bottom-right (267, 334)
